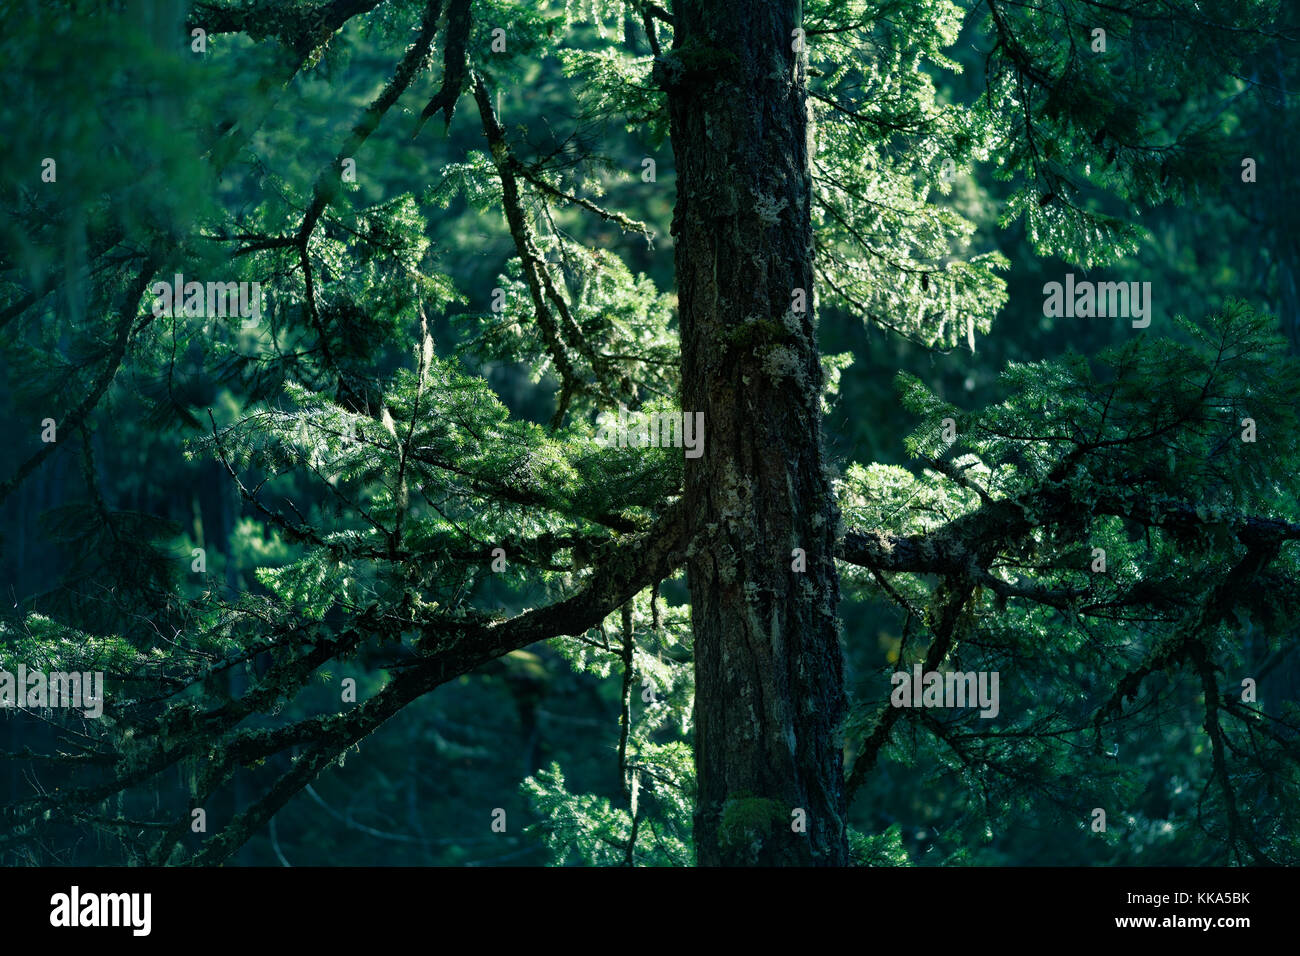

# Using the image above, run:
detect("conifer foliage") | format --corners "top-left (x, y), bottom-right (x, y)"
top-left (0, 0), bottom-right (1296, 866)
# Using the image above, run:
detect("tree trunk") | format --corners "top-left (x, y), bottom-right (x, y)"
top-left (663, 0), bottom-right (848, 865)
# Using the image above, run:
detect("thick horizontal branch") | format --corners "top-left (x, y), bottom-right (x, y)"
top-left (836, 498), bottom-right (1029, 576)
top-left (187, 0), bottom-right (386, 56)
top-left (184, 499), bottom-right (688, 864)
top-left (837, 488), bottom-right (1300, 584)
top-left (6, 500), bottom-right (688, 863)
top-left (837, 470), bottom-right (1300, 799)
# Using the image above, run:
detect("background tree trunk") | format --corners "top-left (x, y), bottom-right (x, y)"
top-left (665, 0), bottom-right (849, 865)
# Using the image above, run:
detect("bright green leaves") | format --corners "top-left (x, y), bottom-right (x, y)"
top-left (0, 614), bottom-right (138, 680)
top-left (256, 550), bottom-right (350, 622)
top-left (453, 234), bottom-right (679, 420)
top-left (839, 302), bottom-right (1300, 865)
top-left (527, 588), bottom-right (695, 866)
top-left (559, 48), bottom-right (668, 144)
top-left (890, 301), bottom-right (1300, 512)
top-left (427, 151), bottom-right (504, 215)
top-left (806, 0), bottom-right (1008, 348)
top-left (523, 765), bottom-right (636, 865)
top-left (978, 0), bottom-right (1278, 267)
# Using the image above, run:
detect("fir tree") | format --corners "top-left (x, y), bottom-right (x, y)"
top-left (0, 0), bottom-right (1297, 867)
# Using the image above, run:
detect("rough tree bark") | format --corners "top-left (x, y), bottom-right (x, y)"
top-left (661, 0), bottom-right (849, 865)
